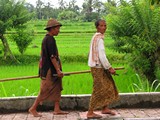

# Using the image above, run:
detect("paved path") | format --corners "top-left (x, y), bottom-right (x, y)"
top-left (1, 108), bottom-right (160, 120)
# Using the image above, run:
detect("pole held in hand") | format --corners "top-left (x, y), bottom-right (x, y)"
top-left (53, 67), bottom-right (125, 76)
top-left (0, 67), bottom-right (124, 82)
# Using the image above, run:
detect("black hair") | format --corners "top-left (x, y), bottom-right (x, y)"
top-left (95, 19), bottom-right (106, 28)
top-left (46, 27), bottom-right (52, 32)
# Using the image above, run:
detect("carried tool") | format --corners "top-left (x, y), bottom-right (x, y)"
top-left (52, 67), bottom-right (124, 76)
top-left (0, 67), bottom-right (124, 82)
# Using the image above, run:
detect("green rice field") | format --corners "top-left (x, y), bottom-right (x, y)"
top-left (0, 20), bottom-right (159, 97)
top-left (0, 63), bottom-right (140, 97)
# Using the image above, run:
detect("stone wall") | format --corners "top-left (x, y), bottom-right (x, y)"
top-left (0, 92), bottom-right (160, 113)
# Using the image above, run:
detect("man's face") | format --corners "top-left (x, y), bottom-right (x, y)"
top-left (97, 20), bottom-right (107, 34)
top-left (51, 26), bottom-right (61, 36)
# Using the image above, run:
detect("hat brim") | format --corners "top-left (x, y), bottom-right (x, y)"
top-left (44, 24), bottom-right (62, 30)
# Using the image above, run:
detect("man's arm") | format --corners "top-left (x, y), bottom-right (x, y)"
top-left (98, 39), bottom-right (116, 75)
top-left (51, 58), bottom-right (63, 78)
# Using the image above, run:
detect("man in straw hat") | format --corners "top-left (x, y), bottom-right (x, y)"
top-left (29, 18), bottom-right (68, 117)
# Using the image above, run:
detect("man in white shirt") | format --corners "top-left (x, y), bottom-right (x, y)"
top-left (87, 19), bottom-right (119, 119)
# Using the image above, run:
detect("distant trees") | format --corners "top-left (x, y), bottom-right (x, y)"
top-left (68, 0), bottom-right (80, 13)
top-left (58, 0), bottom-right (67, 10)
top-left (108, 0), bottom-right (160, 83)
top-left (58, 11), bottom-right (78, 21)
top-left (42, 2), bottom-right (54, 19)
top-left (25, 3), bottom-right (35, 13)
top-left (24, 0), bottom-right (110, 21)
top-left (103, 0), bottom-right (117, 15)
top-left (57, 0), bottom-right (80, 21)
top-left (82, 0), bottom-right (106, 21)
top-left (25, 0), bottom-right (81, 21)
top-left (36, 0), bottom-right (44, 19)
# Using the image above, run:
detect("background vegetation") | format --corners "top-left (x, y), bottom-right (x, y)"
top-left (0, 0), bottom-right (160, 97)
top-left (108, 0), bottom-right (160, 84)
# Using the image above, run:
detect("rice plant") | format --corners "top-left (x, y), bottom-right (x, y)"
top-left (0, 83), bottom-right (7, 97)
top-left (130, 73), bottom-right (160, 92)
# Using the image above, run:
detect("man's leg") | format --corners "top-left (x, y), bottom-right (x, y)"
top-left (87, 108), bottom-right (102, 119)
top-left (53, 101), bottom-right (69, 115)
top-left (87, 68), bottom-right (102, 119)
top-left (29, 97), bottom-right (42, 117)
top-left (102, 106), bottom-right (116, 115)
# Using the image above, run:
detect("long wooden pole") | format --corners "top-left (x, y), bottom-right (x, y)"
top-left (0, 75), bottom-right (39, 82)
top-left (53, 67), bottom-right (125, 76)
top-left (0, 67), bottom-right (124, 82)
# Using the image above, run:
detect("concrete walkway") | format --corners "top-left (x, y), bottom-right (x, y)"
top-left (1, 108), bottom-right (160, 120)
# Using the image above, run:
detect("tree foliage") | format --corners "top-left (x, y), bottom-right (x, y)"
top-left (82, 0), bottom-right (105, 21)
top-left (35, 0), bottom-right (44, 19)
top-left (108, 0), bottom-right (160, 83)
top-left (68, 0), bottom-right (80, 13)
top-left (103, 0), bottom-right (117, 15)
top-left (151, 0), bottom-right (160, 5)
top-left (24, 0), bottom-right (117, 21)
top-left (58, 11), bottom-right (78, 21)
top-left (0, 0), bottom-right (31, 34)
top-left (57, 0), bottom-right (80, 21)
top-left (11, 26), bottom-right (33, 54)
top-left (0, 0), bottom-right (32, 61)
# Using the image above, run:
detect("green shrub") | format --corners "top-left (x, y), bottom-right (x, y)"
top-left (58, 10), bottom-right (79, 21)
top-left (108, 0), bottom-right (160, 83)
top-left (0, 42), bottom-right (3, 55)
top-left (130, 74), bottom-right (160, 92)
top-left (11, 26), bottom-right (34, 54)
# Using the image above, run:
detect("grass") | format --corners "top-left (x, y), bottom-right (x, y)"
top-left (0, 20), bottom-right (159, 97)
top-left (130, 74), bottom-right (160, 92)
top-left (0, 63), bottom-right (140, 97)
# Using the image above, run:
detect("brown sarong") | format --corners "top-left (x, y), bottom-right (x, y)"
top-left (89, 67), bottom-right (119, 110)
top-left (36, 69), bottom-right (62, 102)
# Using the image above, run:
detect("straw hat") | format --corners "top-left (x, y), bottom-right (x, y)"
top-left (44, 18), bottom-right (62, 30)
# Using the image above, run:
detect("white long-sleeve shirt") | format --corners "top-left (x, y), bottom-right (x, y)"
top-left (88, 38), bottom-right (111, 69)
top-left (98, 39), bottom-right (111, 69)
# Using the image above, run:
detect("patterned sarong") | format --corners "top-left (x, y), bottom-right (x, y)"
top-left (89, 67), bottom-right (119, 110)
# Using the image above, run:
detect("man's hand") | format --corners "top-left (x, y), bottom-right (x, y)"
top-left (57, 70), bottom-right (64, 78)
top-left (109, 67), bottom-right (116, 75)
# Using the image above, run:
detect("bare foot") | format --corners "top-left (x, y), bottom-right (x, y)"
top-left (53, 110), bottom-right (69, 115)
top-left (29, 108), bottom-right (42, 117)
top-left (102, 108), bottom-right (116, 115)
top-left (87, 112), bottom-right (102, 119)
